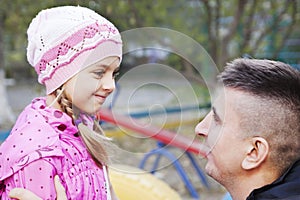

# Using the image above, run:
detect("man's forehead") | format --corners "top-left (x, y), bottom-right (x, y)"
top-left (214, 87), bottom-right (257, 113)
top-left (211, 87), bottom-right (246, 115)
top-left (211, 87), bottom-right (226, 106)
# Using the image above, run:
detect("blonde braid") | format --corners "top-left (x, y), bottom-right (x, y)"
top-left (56, 87), bottom-right (76, 121)
top-left (55, 87), bottom-right (113, 166)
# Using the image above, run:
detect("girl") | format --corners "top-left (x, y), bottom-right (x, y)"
top-left (0, 6), bottom-right (122, 200)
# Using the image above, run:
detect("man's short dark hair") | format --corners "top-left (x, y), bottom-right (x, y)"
top-left (218, 58), bottom-right (300, 173)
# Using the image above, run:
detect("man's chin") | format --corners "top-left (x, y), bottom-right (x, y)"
top-left (205, 164), bottom-right (213, 178)
top-left (204, 155), bottom-right (214, 176)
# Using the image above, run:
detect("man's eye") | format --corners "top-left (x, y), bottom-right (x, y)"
top-left (212, 113), bottom-right (220, 124)
top-left (113, 71), bottom-right (120, 79)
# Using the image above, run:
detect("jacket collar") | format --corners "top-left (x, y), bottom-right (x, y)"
top-left (247, 158), bottom-right (300, 199)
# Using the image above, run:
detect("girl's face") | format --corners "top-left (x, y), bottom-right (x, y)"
top-left (64, 56), bottom-right (120, 115)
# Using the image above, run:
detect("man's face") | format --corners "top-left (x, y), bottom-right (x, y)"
top-left (195, 88), bottom-right (249, 185)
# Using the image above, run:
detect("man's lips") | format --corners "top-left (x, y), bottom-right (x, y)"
top-left (198, 143), bottom-right (212, 158)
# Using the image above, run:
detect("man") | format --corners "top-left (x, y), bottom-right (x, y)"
top-left (9, 58), bottom-right (300, 200)
top-left (195, 58), bottom-right (300, 199)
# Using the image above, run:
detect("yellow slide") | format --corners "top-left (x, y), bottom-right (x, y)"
top-left (109, 164), bottom-right (181, 200)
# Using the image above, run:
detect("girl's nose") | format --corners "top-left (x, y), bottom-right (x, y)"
top-left (102, 74), bottom-right (115, 92)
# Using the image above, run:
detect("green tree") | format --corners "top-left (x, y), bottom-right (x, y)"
top-left (0, 0), bottom-right (90, 128)
top-left (0, 0), bottom-right (299, 128)
top-left (0, 1), bottom-right (16, 128)
top-left (95, 0), bottom-right (299, 81)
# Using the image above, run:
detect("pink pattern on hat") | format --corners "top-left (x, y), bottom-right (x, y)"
top-left (34, 22), bottom-right (121, 83)
top-left (27, 6), bottom-right (122, 94)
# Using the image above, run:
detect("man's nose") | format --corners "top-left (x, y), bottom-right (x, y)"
top-left (195, 111), bottom-right (212, 137)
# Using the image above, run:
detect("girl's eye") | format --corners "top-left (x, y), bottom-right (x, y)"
top-left (93, 71), bottom-right (104, 78)
top-left (113, 71), bottom-right (120, 79)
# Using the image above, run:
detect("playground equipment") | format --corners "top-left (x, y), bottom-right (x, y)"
top-left (98, 108), bottom-right (210, 199)
top-left (98, 108), bottom-right (207, 156)
top-left (139, 141), bottom-right (210, 198)
top-left (0, 130), bottom-right (9, 142)
top-left (109, 164), bottom-right (181, 200)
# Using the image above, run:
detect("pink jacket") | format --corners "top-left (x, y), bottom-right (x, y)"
top-left (0, 97), bottom-right (110, 200)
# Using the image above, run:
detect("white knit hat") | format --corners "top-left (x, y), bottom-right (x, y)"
top-left (27, 6), bottom-right (122, 94)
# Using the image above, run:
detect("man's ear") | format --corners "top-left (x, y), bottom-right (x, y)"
top-left (241, 137), bottom-right (269, 170)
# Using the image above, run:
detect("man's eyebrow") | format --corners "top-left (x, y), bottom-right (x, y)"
top-left (212, 106), bottom-right (221, 122)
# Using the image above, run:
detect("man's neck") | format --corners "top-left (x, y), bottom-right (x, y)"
top-left (227, 171), bottom-right (278, 200)
top-left (227, 180), bottom-right (254, 200)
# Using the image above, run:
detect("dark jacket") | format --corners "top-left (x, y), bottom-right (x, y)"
top-left (246, 159), bottom-right (300, 200)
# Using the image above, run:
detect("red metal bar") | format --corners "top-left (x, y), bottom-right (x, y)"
top-left (98, 108), bottom-right (206, 157)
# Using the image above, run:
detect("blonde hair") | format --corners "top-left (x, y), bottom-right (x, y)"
top-left (55, 86), bottom-right (114, 167)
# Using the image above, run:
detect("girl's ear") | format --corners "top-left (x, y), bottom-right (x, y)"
top-left (241, 137), bottom-right (269, 170)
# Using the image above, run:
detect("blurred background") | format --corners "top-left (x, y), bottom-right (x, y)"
top-left (0, 0), bottom-right (299, 199)
top-left (1, 0), bottom-right (300, 124)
